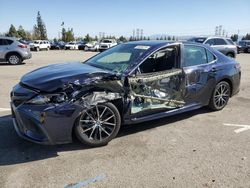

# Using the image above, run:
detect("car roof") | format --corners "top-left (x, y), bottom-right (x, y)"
top-left (0, 36), bottom-right (17, 40)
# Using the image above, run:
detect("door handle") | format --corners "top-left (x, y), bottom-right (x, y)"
top-left (210, 67), bottom-right (217, 72)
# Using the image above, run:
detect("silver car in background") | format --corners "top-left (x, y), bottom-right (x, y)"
top-left (0, 37), bottom-right (32, 64)
top-left (188, 36), bottom-right (237, 58)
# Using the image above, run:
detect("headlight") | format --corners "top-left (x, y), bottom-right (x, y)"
top-left (27, 93), bottom-right (67, 105)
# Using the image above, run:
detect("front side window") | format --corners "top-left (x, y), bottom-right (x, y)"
top-left (0, 39), bottom-right (5, 45)
top-left (205, 39), bottom-right (215, 46)
top-left (139, 46), bottom-right (178, 73)
top-left (183, 45), bottom-right (207, 67)
top-left (214, 38), bottom-right (227, 45)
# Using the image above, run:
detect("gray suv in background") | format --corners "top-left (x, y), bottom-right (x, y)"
top-left (0, 37), bottom-right (32, 65)
top-left (188, 36), bottom-right (237, 58)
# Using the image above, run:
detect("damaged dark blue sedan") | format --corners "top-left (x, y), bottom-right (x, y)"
top-left (11, 41), bottom-right (241, 146)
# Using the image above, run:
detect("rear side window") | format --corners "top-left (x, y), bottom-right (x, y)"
top-left (214, 38), bottom-right (227, 45)
top-left (6, 39), bottom-right (14, 45)
top-left (0, 39), bottom-right (12, 45)
top-left (226, 39), bottom-right (234, 45)
top-left (206, 50), bottom-right (215, 62)
top-left (183, 45), bottom-right (207, 66)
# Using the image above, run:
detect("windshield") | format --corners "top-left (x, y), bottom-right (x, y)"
top-left (102, 40), bottom-right (112, 43)
top-left (85, 43), bottom-right (151, 74)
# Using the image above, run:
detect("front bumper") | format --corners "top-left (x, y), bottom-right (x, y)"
top-left (10, 84), bottom-right (82, 145)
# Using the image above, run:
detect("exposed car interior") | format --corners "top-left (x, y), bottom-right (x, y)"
top-left (138, 46), bottom-right (179, 74)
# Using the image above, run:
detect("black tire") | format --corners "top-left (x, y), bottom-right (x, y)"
top-left (247, 48), bottom-right (250, 53)
top-left (226, 52), bottom-right (234, 58)
top-left (208, 81), bottom-right (231, 111)
top-left (7, 53), bottom-right (22, 65)
top-left (74, 102), bottom-right (121, 147)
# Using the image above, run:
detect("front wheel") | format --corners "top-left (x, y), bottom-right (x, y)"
top-left (7, 54), bottom-right (22, 65)
top-left (74, 102), bottom-right (121, 147)
top-left (208, 81), bottom-right (231, 111)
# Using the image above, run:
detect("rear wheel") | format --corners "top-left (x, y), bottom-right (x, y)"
top-left (247, 48), bottom-right (250, 53)
top-left (74, 102), bottom-right (121, 147)
top-left (209, 81), bottom-right (231, 111)
top-left (7, 53), bottom-right (22, 65)
top-left (226, 52), bottom-right (234, 58)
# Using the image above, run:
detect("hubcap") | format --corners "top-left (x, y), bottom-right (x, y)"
top-left (9, 55), bottom-right (19, 64)
top-left (214, 83), bottom-right (230, 108)
top-left (79, 105), bottom-right (116, 141)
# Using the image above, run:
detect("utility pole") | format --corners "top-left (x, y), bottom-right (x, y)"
top-left (140, 29), bottom-right (143, 40)
top-left (219, 25), bottom-right (222, 36)
top-left (215, 26), bottom-right (218, 36)
top-left (136, 29), bottom-right (140, 40)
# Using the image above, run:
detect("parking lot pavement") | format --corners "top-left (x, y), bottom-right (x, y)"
top-left (0, 51), bottom-right (249, 188)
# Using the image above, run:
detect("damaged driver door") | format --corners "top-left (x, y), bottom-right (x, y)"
top-left (128, 45), bottom-right (186, 117)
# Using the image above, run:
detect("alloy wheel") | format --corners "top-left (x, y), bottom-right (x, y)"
top-left (79, 105), bottom-right (117, 142)
top-left (213, 82), bottom-right (230, 109)
top-left (8, 55), bottom-right (20, 65)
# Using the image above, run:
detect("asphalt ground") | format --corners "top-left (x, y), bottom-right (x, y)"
top-left (0, 50), bottom-right (249, 188)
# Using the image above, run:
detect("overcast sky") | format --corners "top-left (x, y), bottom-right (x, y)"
top-left (0, 0), bottom-right (250, 39)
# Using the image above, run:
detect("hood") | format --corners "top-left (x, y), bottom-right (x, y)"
top-left (21, 62), bottom-right (114, 92)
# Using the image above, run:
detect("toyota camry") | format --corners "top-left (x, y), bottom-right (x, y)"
top-left (11, 41), bottom-right (241, 146)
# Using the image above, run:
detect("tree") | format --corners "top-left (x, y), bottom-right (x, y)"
top-left (143, 36), bottom-right (147, 40)
top-left (61, 27), bottom-right (66, 42)
top-left (118, 35), bottom-right (127, 42)
top-left (147, 37), bottom-right (150, 40)
top-left (167, 36), bottom-right (171, 40)
top-left (84, 34), bottom-right (92, 42)
top-left (160, 36), bottom-right (163, 40)
top-left (65, 28), bottom-right (74, 42)
top-left (164, 36), bottom-right (167, 40)
top-left (33, 25), bottom-right (40, 40)
top-left (230, 34), bottom-right (238, 42)
top-left (17, 25), bottom-right (27, 39)
top-left (36, 11), bottom-right (47, 40)
top-left (7, 24), bottom-right (19, 37)
top-left (172, 36), bottom-right (175, 41)
top-left (242, 33), bottom-right (250, 40)
top-left (26, 31), bottom-right (33, 40)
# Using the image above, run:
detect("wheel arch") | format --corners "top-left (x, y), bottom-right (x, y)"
top-left (5, 51), bottom-right (22, 61)
top-left (217, 77), bottom-right (233, 97)
top-left (71, 92), bottom-right (124, 141)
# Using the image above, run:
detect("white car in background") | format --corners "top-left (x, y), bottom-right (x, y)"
top-left (65, 42), bottom-right (79, 50)
top-left (30, 40), bottom-right (50, 51)
top-left (99, 39), bottom-right (117, 51)
top-left (84, 41), bottom-right (99, 51)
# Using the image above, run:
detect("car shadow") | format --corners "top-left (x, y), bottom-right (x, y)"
top-left (0, 62), bottom-right (26, 66)
top-left (0, 107), bottom-right (212, 166)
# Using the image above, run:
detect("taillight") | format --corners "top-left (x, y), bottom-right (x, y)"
top-left (18, 44), bottom-right (27, 48)
top-left (235, 63), bottom-right (241, 70)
